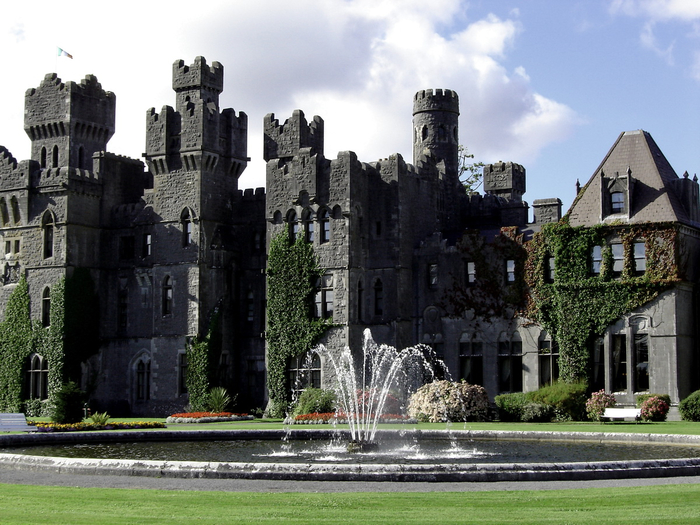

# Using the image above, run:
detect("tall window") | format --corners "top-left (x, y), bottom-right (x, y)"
top-left (357, 280), bottom-right (364, 321)
top-left (287, 210), bottom-right (298, 241)
top-left (612, 334), bottom-right (627, 391)
top-left (611, 191), bottom-right (625, 214)
top-left (498, 340), bottom-right (523, 392)
top-left (633, 242), bottom-right (646, 275)
top-left (314, 275), bottom-right (334, 319)
top-left (287, 353), bottom-right (321, 396)
top-left (51, 145), bottom-right (59, 168)
top-left (459, 339), bottom-right (483, 386)
top-left (428, 263), bottom-right (438, 287)
top-left (303, 210), bottom-right (315, 243)
top-left (142, 233), bottom-right (152, 257)
top-left (181, 209), bottom-right (193, 246)
top-left (466, 261), bottom-right (476, 284)
top-left (539, 337), bottom-right (559, 386)
top-left (545, 256), bottom-right (555, 283)
top-left (26, 353), bottom-right (48, 400)
top-left (10, 196), bottom-right (20, 225)
top-left (162, 276), bottom-right (173, 316)
top-left (319, 209), bottom-right (330, 244)
top-left (591, 245), bottom-right (602, 275)
top-left (591, 337), bottom-right (605, 392)
top-left (374, 279), bottom-right (384, 317)
top-left (634, 334), bottom-right (649, 392)
top-left (611, 244), bottom-right (624, 277)
top-left (0, 199), bottom-right (8, 226)
top-left (40, 147), bottom-right (47, 169)
top-left (42, 213), bottom-right (54, 259)
top-left (41, 287), bottom-right (51, 327)
top-left (136, 360), bottom-right (151, 401)
top-left (505, 259), bottom-right (515, 283)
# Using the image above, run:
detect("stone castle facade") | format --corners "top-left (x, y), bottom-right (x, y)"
top-left (0, 57), bottom-right (698, 416)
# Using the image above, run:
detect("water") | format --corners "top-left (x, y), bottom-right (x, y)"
top-left (5, 437), bottom-right (700, 464)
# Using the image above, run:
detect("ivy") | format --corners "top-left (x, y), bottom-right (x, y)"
top-left (0, 276), bottom-right (33, 411)
top-left (185, 308), bottom-right (222, 411)
top-left (525, 221), bottom-right (678, 383)
top-left (265, 233), bottom-right (332, 417)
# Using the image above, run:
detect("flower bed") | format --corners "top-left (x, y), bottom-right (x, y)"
top-left (27, 421), bottom-right (166, 432)
top-left (165, 411), bottom-right (254, 424)
top-left (292, 412), bottom-right (416, 424)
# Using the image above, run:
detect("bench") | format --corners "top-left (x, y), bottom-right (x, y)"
top-left (602, 408), bottom-right (641, 422)
top-left (0, 413), bottom-right (37, 432)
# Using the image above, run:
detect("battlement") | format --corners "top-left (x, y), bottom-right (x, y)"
top-left (413, 89), bottom-right (459, 115)
top-left (483, 161), bottom-right (526, 201)
top-left (263, 110), bottom-right (324, 161)
top-left (172, 57), bottom-right (224, 94)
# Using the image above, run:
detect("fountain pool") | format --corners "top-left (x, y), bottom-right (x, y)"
top-left (2, 429), bottom-right (700, 482)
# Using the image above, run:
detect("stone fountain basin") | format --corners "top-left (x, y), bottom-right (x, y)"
top-left (2, 429), bottom-right (700, 482)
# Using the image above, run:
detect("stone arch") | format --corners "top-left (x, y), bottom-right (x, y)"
top-left (130, 350), bottom-right (152, 403)
top-left (10, 196), bottom-right (20, 225)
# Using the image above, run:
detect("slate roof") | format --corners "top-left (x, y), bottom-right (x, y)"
top-left (567, 130), bottom-right (695, 227)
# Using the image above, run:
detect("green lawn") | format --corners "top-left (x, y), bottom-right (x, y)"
top-left (0, 483), bottom-right (699, 524)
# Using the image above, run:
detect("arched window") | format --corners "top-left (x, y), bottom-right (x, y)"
top-left (181, 209), bottom-right (193, 246)
top-left (319, 209), bottom-right (330, 244)
top-left (51, 145), bottom-right (59, 168)
top-left (421, 126), bottom-right (428, 141)
top-left (41, 287), bottom-right (51, 327)
top-left (287, 210), bottom-right (298, 241)
top-left (539, 332), bottom-right (559, 387)
top-left (78, 146), bottom-right (85, 169)
top-left (303, 209), bottom-right (315, 243)
top-left (10, 196), bottom-right (20, 225)
top-left (42, 212), bottom-right (54, 259)
top-left (162, 276), bottom-right (173, 316)
top-left (26, 353), bottom-right (48, 400)
top-left (136, 360), bottom-right (151, 401)
top-left (40, 147), bottom-right (47, 169)
top-left (373, 279), bottom-right (384, 317)
top-left (287, 352), bottom-right (321, 396)
top-left (357, 280), bottom-right (364, 321)
top-left (0, 198), bottom-right (8, 226)
top-left (498, 334), bottom-right (523, 393)
top-left (314, 275), bottom-right (334, 319)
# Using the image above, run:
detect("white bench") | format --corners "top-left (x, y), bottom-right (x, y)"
top-left (602, 408), bottom-right (641, 422)
top-left (0, 413), bottom-right (37, 432)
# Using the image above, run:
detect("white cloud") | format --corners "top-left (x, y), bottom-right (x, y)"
top-left (610, 0), bottom-right (700, 21)
top-left (640, 22), bottom-right (676, 64)
top-left (0, 0), bottom-right (579, 190)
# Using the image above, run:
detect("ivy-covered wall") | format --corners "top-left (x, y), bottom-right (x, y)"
top-left (185, 308), bottom-right (222, 411)
top-left (265, 233), bottom-right (332, 417)
top-left (525, 220), bottom-right (678, 382)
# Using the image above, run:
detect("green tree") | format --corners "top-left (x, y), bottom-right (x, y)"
top-left (458, 145), bottom-right (485, 193)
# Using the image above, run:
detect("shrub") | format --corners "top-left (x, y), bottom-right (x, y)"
top-left (207, 387), bottom-right (234, 413)
top-left (23, 398), bottom-right (45, 418)
top-left (679, 390), bottom-right (700, 421)
top-left (51, 381), bottom-right (85, 424)
top-left (407, 380), bottom-right (489, 422)
top-left (292, 388), bottom-right (337, 417)
top-left (636, 393), bottom-right (671, 408)
top-left (527, 381), bottom-right (588, 421)
top-left (494, 392), bottom-right (527, 422)
top-left (640, 395), bottom-right (670, 422)
top-left (89, 411), bottom-right (111, 425)
top-left (586, 390), bottom-right (617, 422)
top-left (521, 402), bottom-right (552, 422)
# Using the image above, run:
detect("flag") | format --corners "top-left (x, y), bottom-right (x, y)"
top-left (57, 47), bottom-right (73, 59)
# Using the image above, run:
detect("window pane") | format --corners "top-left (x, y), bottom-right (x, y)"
top-left (634, 242), bottom-right (646, 273)
top-left (612, 244), bottom-right (624, 274)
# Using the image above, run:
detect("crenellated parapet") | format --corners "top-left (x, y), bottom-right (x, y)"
top-left (0, 148), bottom-right (32, 192)
top-left (413, 89), bottom-right (459, 115)
top-left (264, 110), bottom-right (324, 162)
top-left (172, 57), bottom-right (223, 95)
top-left (483, 161), bottom-right (526, 201)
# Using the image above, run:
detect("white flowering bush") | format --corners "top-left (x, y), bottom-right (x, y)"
top-left (407, 380), bottom-right (489, 422)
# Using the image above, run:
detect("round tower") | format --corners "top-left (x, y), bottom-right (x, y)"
top-left (412, 89), bottom-right (460, 181)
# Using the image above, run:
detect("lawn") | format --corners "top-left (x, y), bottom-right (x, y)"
top-left (1, 483), bottom-right (699, 524)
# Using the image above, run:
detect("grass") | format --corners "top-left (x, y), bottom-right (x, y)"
top-left (1, 483), bottom-right (700, 524)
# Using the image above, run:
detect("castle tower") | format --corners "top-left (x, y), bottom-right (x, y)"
top-left (412, 89), bottom-right (460, 185)
top-left (24, 73), bottom-right (115, 171)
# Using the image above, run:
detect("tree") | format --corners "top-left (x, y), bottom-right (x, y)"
top-left (458, 145), bottom-right (484, 193)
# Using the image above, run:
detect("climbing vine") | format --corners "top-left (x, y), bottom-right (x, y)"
top-left (265, 233), bottom-right (332, 417)
top-left (525, 220), bottom-right (679, 383)
top-left (185, 307), bottom-right (222, 411)
top-left (0, 276), bottom-right (33, 412)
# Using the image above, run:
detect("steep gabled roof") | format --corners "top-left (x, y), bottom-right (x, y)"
top-left (568, 130), bottom-right (694, 227)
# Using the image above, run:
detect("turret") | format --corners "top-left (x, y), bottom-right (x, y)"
top-left (412, 89), bottom-right (460, 184)
top-left (24, 73), bottom-right (115, 171)
top-left (263, 110), bottom-right (324, 162)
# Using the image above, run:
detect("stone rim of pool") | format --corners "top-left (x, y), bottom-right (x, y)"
top-left (2, 429), bottom-right (700, 482)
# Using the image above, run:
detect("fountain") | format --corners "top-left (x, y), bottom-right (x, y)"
top-left (312, 329), bottom-right (433, 452)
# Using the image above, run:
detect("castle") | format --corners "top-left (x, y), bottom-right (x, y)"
top-left (0, 57), bottom-right (698, 416)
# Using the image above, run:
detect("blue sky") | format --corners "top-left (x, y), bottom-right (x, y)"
top-left (1, 0), bottom-right (698, 213)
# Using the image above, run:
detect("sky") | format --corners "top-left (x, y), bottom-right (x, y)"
top-left (1, 0), bottom-right (698, 213)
